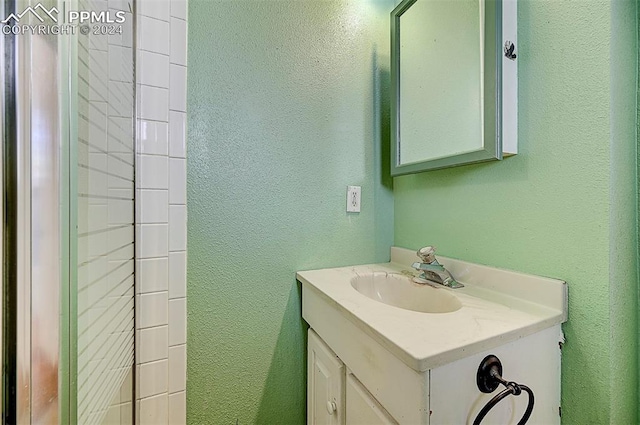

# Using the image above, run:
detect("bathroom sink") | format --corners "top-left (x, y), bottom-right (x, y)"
top-left (300, 247), bottom-right (567, 424)
top-left (299, 246), bottom-right (567, 372)
top-left (350, 272), bottom-right (462, 313)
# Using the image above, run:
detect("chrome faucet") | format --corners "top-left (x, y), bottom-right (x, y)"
top-left (411, 246), bottom-right (464, 289)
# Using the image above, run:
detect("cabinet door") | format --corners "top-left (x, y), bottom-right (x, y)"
top-left (346, 372), bottom-right (397, 425)
top-left (308, 329), bottom-right (344, 425)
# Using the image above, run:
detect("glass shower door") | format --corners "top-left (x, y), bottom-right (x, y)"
top-left (72, 1), bottom-right (136, 424)
top-left (1, 0), bottom-right (136, 422)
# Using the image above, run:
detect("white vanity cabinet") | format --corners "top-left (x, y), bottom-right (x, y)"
top-left (299, 247), bottom-right (567, 425)
top-left (307, 326), bottom-right (561, 425)
top-left (308, 329), bottom-right (397, 425)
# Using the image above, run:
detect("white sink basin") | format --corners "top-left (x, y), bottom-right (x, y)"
top-left (299, 247), bottom-right (567, 372)
top-left (350, 272), bottom-right (462, 313)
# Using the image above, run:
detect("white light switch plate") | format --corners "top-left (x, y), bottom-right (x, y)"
top-left (346, 186), bottom-right (361, 213)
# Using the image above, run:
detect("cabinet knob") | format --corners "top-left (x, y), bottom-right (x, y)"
top-left (326, 400), bottom-right (337, 415)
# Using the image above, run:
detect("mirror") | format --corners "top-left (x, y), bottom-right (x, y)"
top-left (390, 0), bottom-right (517, 175)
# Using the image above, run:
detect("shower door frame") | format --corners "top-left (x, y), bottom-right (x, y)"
top-left (2, 0), bottom-right (68, 421)
top-left (1, 0), bottom-right (137, 422)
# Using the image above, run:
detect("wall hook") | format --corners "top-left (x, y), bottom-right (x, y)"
top-left (504, 40), bottom-right (517, 60)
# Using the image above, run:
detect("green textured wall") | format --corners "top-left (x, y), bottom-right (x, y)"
top-left (187, 1), bottom-right (394, 423)
top-left (637, 1), bottom-right (640, 420)
top-left (393, 1), bottom-right (638, 423)
top-left (610, 0), bottom-right (638, 422)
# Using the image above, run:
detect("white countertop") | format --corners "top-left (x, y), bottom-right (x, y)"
top-left (297, 247), bottom-right (567, 372)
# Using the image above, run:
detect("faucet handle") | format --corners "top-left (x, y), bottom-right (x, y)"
top-left (417, 246), bottom-right (437, 263)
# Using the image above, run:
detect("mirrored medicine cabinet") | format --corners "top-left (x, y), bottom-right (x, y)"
top-left (390, 0), bottom-right (518, 176)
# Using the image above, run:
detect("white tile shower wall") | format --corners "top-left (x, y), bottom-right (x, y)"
top-left (136, 1), bottom-right (188, 423)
